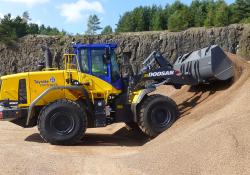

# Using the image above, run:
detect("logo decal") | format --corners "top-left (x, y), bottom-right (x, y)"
top-left (148, 71), bottom-right (174, 77)
top-left (50, 77), bottom-right (56, 83)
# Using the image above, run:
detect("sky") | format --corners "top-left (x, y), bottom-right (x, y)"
top-left (0, 0), bottom-right (235, 34)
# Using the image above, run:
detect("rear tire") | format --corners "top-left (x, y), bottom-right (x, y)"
top-left (38, 99), bottom-right (87, 145)
top-left (138, 94), bottom-right (179, 138)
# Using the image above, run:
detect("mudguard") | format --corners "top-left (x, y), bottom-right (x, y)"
top-left (26, 86), bottom-right (89, 125)
top-left (130, 88), bottom-right (156, 122)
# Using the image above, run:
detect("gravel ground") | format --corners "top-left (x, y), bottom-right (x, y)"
top-left (0, 54), bottom-right (249, 175)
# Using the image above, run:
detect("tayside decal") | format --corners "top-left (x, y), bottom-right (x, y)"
top-left (34, 77), bottom-right (57, 87)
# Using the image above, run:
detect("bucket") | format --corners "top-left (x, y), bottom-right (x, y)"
top-left (173, 45), bottom-right (234, 83)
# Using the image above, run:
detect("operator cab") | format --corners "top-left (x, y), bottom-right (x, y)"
top-left (73, 44), bottom-right (122, 90)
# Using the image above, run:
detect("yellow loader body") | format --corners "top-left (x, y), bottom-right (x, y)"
top-left (0, 70), bottom-right (121, 108)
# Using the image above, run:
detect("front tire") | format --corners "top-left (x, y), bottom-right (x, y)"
top-left (125, 122), bottom-right (141, 131)
top-left (38, 99), bottom-right (87, 145)
top-left (138, 94), bottom-right (179, 138)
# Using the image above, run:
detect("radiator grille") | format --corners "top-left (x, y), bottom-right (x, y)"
top-left (18, 79), bottom-right (27, 104)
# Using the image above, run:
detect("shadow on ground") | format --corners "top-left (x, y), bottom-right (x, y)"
top-left (25, 127), bottom-right (150, 147)
top-left (177, 79), bottom-right (233, 117)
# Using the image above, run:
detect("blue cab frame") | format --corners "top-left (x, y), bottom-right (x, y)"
top-left (73, 43), bottom-right (123, 90)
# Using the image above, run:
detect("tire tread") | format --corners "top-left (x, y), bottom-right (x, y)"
top-left (138, 94), bottom-right (179, 138)
top-left (38, 99), bottom-right (87, 145)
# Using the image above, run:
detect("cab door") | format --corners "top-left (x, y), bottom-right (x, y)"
top-left (77, 47), bottom-right (122, 90)
top-left (90, 48), bottom-right (111, 84)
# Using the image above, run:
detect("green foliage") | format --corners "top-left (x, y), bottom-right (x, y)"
top-left (168, 0), bottom-right (187, 14)
top-left (116, 12), bottom-right (135, 32)
top-left (204, 1), bottom-right (217, 27)
top-left (214, 0), bottom-right (230, 26)
top-left (230, 0), bottom-right (250, 23)
top-left (22, 11), bottom-right (31, 23)
top-left (39, 25), bottom-right (63, 36)
top-left (168, 9), bottom-right (189, 32)
top-left (0, 13), bottom-right (26, 44)
top-left (28, 23), bottom-right (39, 34)
top-left (116, 6), bottom-right (152, 32)
top-left (190, 0), bottom-right (209, 27)
top-left (116, 0), bottom-right (250, 32)
top-left (0, 12), bottom-right (66, 45)
top-left (150, 6), bottom-right (168, 31)
top-left (101, 25), bottom-right (113, 35)
top-left (241, 17), bottom-right (250, 23)
top-left (133, 7), bottom-right (149, 31)
top-left (85, 14), bottom-right (102, 35)
top-left (168, 1), bottom-right (191, 31)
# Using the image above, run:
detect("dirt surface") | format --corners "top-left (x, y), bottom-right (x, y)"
top-left (0, 54), bottom-right (249, 175)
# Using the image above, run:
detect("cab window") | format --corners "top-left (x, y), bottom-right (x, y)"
top-left (79, 49), bottom-right (89, 72)
top-left (111, 52), bottom-right (120, 82)
top-left (91, 49), bottom-right (108, 76)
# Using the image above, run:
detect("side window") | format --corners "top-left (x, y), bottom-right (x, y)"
top-left (111, 52), bottom-right (120, 82)
top-left (91, 49), bottom-right (107, 76)
top-left (80, 49), bottom-right (89, 72)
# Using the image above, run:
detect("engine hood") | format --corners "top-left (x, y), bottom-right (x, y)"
top-left (1, 72), bottom-right (29, 80)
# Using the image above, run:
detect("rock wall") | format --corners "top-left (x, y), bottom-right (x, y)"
top-left (0, 24), bottom-right (249, 75)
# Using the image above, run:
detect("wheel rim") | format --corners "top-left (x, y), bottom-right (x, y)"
top-left (50, 112), bottom-right (75, 135)
top-left (151, 106), bottom-right (172, 129)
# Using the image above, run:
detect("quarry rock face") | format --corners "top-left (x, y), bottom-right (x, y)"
top-left (0, 24), bottom-right (249, 75)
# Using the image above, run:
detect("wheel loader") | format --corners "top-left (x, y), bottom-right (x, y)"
top-left (0, 44), bottom-right (234, 145)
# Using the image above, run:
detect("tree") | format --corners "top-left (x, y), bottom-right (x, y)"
top-left (28, 23), bottom-right (39, 34)
top-left (116, 12), bottom-right (136, 32)
top-left (214, 0), bottom-right (230, 26)
top-left (85, 14), bottom-right (102, 35)
top-left (0, 14), bottom-right (18, 44)
top-left (204, 1), bottom-right (216, 27)
top-left (117, 6), bottom-right (158, 32)
top-left (0, 13), bottom-right (28, 39)
top-left (168, 9), bottom-right (189, 31)
top-left (22, 11), bottom-right (31, 23)
top-left (190, 0), bottom-right (208, 27)
top-left (101, 25), bottom-right (113, 35)
top-left (38, 25), bottom-right (63, 35)
top-left (241, 17), bottom-right (250, 23)
top-left (133, 6), bottom-right (151, 31)
top-left (150, 6), bottom-right (167, 31)
top-left (39, 24), bottom-right (47, 34)
top-left (0, 12), bottom-right (65, 45)
top-left (168, 0), bottom-right (186, 14)
top-left (230, 0), bottom-right (250, 23)
top-left (13, 16), bottom-right (28, 37)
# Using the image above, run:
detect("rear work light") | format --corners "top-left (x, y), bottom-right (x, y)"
top-left (0, 111), bottom-right (3, 120)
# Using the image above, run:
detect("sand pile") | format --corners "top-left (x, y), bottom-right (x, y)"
top-left (121, 54), bottom-right (250, 174)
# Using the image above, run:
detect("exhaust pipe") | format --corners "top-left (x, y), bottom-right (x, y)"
top-left (41, 45), bottom-right (52, 69)
top-left (173, 45), bottom-right (234, 83)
